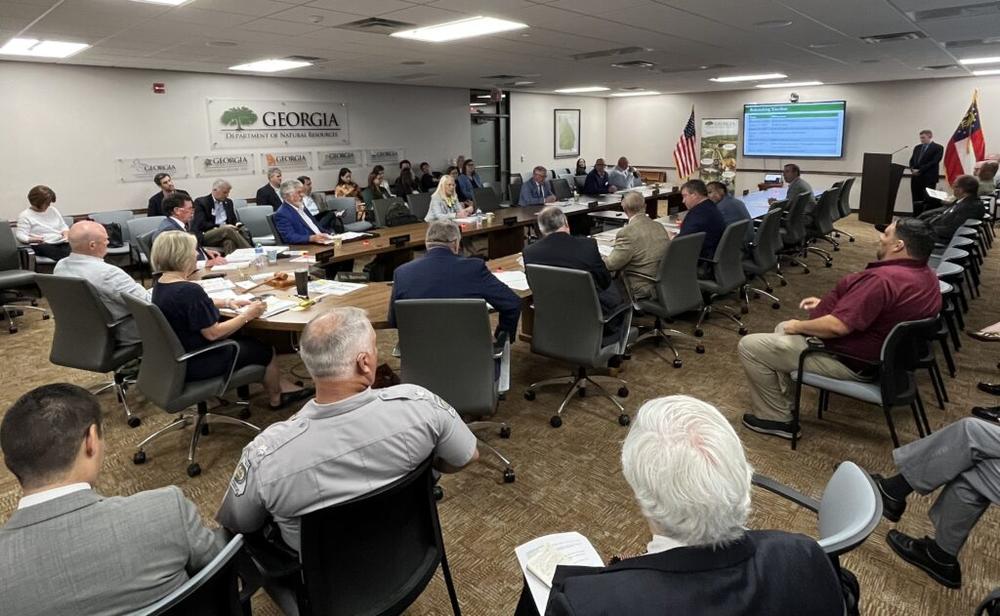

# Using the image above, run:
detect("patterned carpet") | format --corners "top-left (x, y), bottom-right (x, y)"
top-left (1, 215), bottom-right (998, 615)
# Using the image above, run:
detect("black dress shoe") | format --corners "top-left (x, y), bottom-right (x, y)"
top-left (972, 406), bottom-right (1000, 423)
top-left (977, 383), bottom-right (1000, 396)
top-left (741, 414), bottom-right (801, 440)
top-left (886, 530), bottom-right (961, 589)
top-left (870, 473), bottom-right (906, 522)
top-left (269, 387), bottom-right (315, 410)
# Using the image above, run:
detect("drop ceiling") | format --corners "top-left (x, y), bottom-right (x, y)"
top-left (1, 0), bottom-right (996, 94)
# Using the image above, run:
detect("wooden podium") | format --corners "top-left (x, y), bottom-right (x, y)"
top-left (858, 152), bottom-right (905, 224)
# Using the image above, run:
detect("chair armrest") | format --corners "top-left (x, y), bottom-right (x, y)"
top-left (751, 473), bottom-right (820, 513)
top-left (178, 339), bottom-right (243, 394)
top-left (600, 301), bottom-right (633, 324)
top-left (697, 256), bottom-right (718, 265)
top-left (242, 532), bottom-right (301, 580)
top-left (796, 341), bottom-right (879, 377)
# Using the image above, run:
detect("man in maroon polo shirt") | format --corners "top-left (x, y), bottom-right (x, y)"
top-left (737, 218), bottom-right (942, 440)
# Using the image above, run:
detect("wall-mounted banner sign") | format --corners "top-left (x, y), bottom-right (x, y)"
top-left (317, 150), bottom-right (364, 169)
top-left (117, 157), bottom-right (189, 183)
top-left (261, 151), bottom-right (313, 173)
top-left (193, 153), bottom-right (256, 178)
top-left (366, 149), bottom-right (404, 166)
top-left (699, 118), bottom-right (739, 190)
top-left (208, 99), bottom-right (350, 149)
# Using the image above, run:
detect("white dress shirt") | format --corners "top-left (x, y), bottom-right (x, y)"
top-left (302, 194), bottom-right (319, 216)
top-left (292, 203), bottom-right (322, 235)
top-left (18, 483), bottom-right (91, 509)
top-left (646, 534), bottom-right (687, 554)
top-left (213, 201), bottom-right (228, 226)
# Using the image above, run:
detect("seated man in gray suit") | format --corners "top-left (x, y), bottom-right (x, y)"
top-left (603, 191), bottom-right (670, 300)
top-left (0, 384), bottom-right (224, 616)
top-left (54, 221), bottom-right (150, 346)
top-left (769, 163), bottom-right (815, 220)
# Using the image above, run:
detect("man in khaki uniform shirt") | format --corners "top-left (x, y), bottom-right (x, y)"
top-left (603, 191), bottom-right (670, 300)
top-left (216, 307), bottom-right (479, 613)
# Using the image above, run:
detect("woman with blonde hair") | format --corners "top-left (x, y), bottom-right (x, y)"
top-left (150, 230), bottom-right (310, 409)
top-left (16, 185), bottom-right (71, 261)
top-left (425, 174), bottom-right (474, 222)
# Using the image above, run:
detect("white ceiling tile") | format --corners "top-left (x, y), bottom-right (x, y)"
top-left (304, 0), bottom-right (416, 15)
top-left (240, 18), bottom-right (326, 35)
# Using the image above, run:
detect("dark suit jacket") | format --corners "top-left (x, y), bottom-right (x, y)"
top-left (149, 217), bottom-right (208, 260)
top-left (273, 202), bottom-right (330, 244)
top-left (919, 195), bottom-right (984, 242)
top-left (256, 184), bottom-right (283, 211)
top-left (388, 246), bottom-right (520, 337)
top-left (909, 142), bottom-right (944, 181)
top-left (522, 232), bottom-right (621, 312)
top-left (544, 531), bottom-right (843, 616)
top-left (192, 194), bottom-right (237, 238)
top-left (147, 192), bottom-right (166, 217)
top-left (582, 170), bottom-right (612, 195)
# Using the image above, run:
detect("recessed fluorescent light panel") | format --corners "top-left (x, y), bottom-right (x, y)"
top-left (391, 16), bottom-right (527, 42)
top-left (129, 0), bottom-right (190, 5)
top-left (609, 91), bottom-right (662, 97)
top-left (0, 38), bottom-right (89, 58)
top-left (755, 81), bottom-right (824, 88)
top-left (554, 86), bottom-right (610, 93)
top-left (710, 73), bottom-right (787, 82)
top-left (229, 59), bottom-right (312, 73)
top-left (960, 56), bottom-right (1000, 65)
top-left (973, 68), bottom-right (1000, 76)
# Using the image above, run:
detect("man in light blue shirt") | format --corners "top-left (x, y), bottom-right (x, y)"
top-left (608, 157), bottom-right (641, 191)
top-left (519, 166), bottom-right (557, 206)
top-left (707, 181), bottom-right (754, 245)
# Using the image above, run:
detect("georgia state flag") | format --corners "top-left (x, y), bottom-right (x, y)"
top-left (944, 95), bottom-right (986, 184)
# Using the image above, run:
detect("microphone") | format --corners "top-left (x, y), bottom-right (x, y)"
top-left (890, 145), bottom-right (909, 156)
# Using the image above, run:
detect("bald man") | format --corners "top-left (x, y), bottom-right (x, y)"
top-left (53, 221), bottom-right (150, 345)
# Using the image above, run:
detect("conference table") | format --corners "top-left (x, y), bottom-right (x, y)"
top-left (742, 186), bottom-right (827, 218)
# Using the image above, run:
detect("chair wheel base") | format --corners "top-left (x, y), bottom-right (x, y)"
top-left (433, 485), bottom-right (444, 501)
top-left (780, 279), bottom-right (788, 286)
top-left (738, 327), bottom-right (749, 336)
top-left (824, 261), bottom-right (833, 268)
top-left (238, 408), bottom-right (252, 420)
top-left (524, 390), bottom-right (535, 401)
top-left (186, 463), bottom-right (201, 478)
top-left (132, 451), bottom-right (146, 465)
top-left (672, 359), bottom-right (682, 368)
top-left (127, 416), bottom-right (141, 428)
top-left (740, 306), bottom-right (749, 314)
top-left (695, 345), bottom-right (705, 354)
top-left (849, 237), bottom-right (855, 242)
top-left (618, 414), bottom-right (630, 426)
top-left (771, 302), bottom-right (781, 310)
top-left (618, 387), bottom-right (629, 397)
top-left (550, 415), bottom-right (563, 428)
top-left (498, 392), bottom-right (506, 401)
top-left (200, 424), bottom-right (210, 435)
top-left (499, 425), bottom-right (512, 439)
top-left (578, 388), bottom-right (586, 397)
top-left (803, 268), bottom-right (811, 274)
top-left (503, 468), bottom-right (516, 483)
top-left (8, 326), bottom-right (16, 334)
top-left (765, 287), bottom-right (774, 293)
top-left (42, 314), bottom-right (50, 320)
top-left (694, 328), bottom-right (704, 337)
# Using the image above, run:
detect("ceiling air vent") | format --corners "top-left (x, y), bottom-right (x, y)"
top-left (945, 37), bottom-right (1000, 48)
top-left (921, 64), bottom-right (961, 70)
top-left (659, 63), bottom-right (731, 75)
top-left (910, 2), bottom-right (1000, 22)
top-left (336, 17), bottom-right (415, 35)
top-left (860, 31), bottom-right (925, 44)
top-left (571, 46), bottom-right (649, 61)
top-left (481, 74), bottom-right (523, 80)
top-left (285, 55), bottom-right (324, 63)
top-left (611, 60), bottom-right (656, 69)
top-left (393, 72), bottom-right (438, 81)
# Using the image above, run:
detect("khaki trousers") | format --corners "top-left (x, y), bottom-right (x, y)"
top-left (204, 225), bottom-right (251, 254)
top-left (737, 326), bottom-right (862, 423)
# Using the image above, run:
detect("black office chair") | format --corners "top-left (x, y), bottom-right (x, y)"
top-left (292, 458), bottom-right (461, 616)
top-left (524, 264), bottom-right (632, 428)
top-left (572, 175), bottom-right (586, 193)
top-left (372, 197), bottom-right (408, 228)
top-left (777, 191), bottom-right (812, 273)
top-left (789, 318), bottom-right (939, 450)
top-left (695, 220), bottom-right (752, 336)
top-left (35, 274), bottom-right (143, 427)
top-left (805, 186), bottom-right (842, 267)
top-left (123, 294), bottom-right (264, 477)
top-left (407, 192), bottom-right (432, 221)
top-left (831, 177), bottom-right (857, 242)
top-left (743, 210), bottom-right (784, 311)
top-left (472, 187), bottom-right (502, 212)
top-left (625, 232), bottom-right (705, 368)
top-left (0, 226), bottom-right (48, 333)
top-left (508, 180), bottom-right (522, 206)
top-left (395, 298), bottom-right (515, 483)
top-left (551, 178), bottom-right (573, 200)
top-left (264, 213), bottom-right (285, 244)
top-left (977, 588), bottom-right (1000, 616)
top-left (136, 535), bottom-right (247, 616)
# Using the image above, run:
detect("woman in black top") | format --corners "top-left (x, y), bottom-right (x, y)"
top-left (150, 230), bottom-right (311, 409)
top-left (393, 168), bottom-right (420, 196)
top-left (574, 158), bottom-right (588, 176)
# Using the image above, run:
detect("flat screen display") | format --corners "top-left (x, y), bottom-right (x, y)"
top-left (743, 100), bottom-right (846, 158)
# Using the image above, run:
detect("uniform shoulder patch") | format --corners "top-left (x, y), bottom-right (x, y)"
top-left (376, 383), bottom-right (426, 401)
top-left (230, 457), bottom-right (250, 497)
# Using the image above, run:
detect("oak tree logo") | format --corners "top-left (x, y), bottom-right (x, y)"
top-left (220, 106), bottom-right (258, 130)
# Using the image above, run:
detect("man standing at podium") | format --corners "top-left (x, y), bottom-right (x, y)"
top-left (909, 130), bottom-right (944, 216)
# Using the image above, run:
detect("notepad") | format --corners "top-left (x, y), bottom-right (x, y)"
top-left (307, 279), bottom-right (366, 296)
top-left (597, 244), bottom-right (614, 257)
top-left (196, 278), bottom-right (235, 293)
top-left (493, 270), bottom-right (529, 291)
top-left (515, 532), bottom-right (603, 614)
top-left (226, 247), bottom-right (289, 262)
top-left (926, 187), bottom-right (950, 201)
top-left (208, 261), bottom-right (251, 271)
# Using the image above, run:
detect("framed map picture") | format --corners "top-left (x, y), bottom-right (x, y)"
top-left (554, 109), bottom-right (581, 158)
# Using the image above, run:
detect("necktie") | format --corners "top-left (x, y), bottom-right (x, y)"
top-left (536, 183), bottom-right (542, 198)
top-left (919, 143), bottom-right (928, 162)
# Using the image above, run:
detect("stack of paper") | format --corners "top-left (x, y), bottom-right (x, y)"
top-left (307, 279), bottom-right (366, 296)
top-left (493, 270), bottom-right (529, 291)
top-left (236, 296), bottom-right (299, 319)
top-left (596, 244), bottom-right (614, 257)
top-left (289, 255), bottom-right (316, 264)
top-left (515, 532), bottom-right (603, 614)
top-left (208, 261), bottom-right (251, 271)
top-left (196, 278), bottom-right (235, 293)
top-left (226, 247), bottom-right (289, 262)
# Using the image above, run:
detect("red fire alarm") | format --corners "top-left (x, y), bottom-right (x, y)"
top-left (152, 82), bottom-right (165, 94)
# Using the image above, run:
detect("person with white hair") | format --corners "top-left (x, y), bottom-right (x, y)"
top-left (543, 395), bottom-right (844, 615)
top-left (272, 178), bottom-right (335, 245)
top-left (192, 179), bottom-right (252, 254)
top-left (216, 307), bottom-right (479, 614)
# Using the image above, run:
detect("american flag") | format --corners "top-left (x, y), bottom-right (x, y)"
top-left (673, 107), bottom-right (697, 180)
top-left (943, 92), bottom-right (985, 184)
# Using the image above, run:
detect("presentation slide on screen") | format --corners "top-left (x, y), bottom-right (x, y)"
top-left (743, 101), bottom-right (846, 158)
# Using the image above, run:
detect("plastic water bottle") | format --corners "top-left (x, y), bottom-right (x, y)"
top-left (254, 242), bottom-right (265, 271)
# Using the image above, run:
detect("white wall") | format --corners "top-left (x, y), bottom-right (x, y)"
top-left (0, 61), bottom-right (470, 220)
top-left (606, 75), bottom-right (1000, 212)
top-left (510, 92), bottom-right (607, 179)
